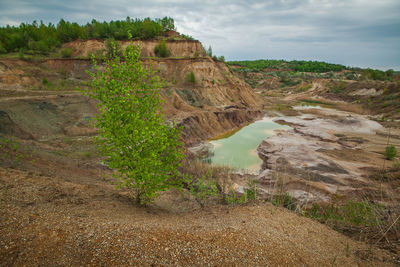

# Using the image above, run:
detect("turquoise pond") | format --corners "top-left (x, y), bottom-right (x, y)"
top-left (207, 118), bottom-right (290, 172)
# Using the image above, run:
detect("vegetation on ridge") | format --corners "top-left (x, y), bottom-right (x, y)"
top-left (228, 59), bottom-right (396, 81)
top-left (228, 59), bottom-right (348, 73)
top-left (0, 17), bottom-right (188, 55)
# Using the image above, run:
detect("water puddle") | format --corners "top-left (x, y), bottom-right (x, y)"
top-left (206, 117), bottom-right (290, 172)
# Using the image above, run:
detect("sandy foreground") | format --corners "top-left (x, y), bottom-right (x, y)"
top-left (0, 167), bottom-right (397, 266)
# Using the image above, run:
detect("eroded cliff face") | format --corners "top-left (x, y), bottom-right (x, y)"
top-left (0, 40), bottom-right (261, 146)
top-left (62, 39), bottom-right (207, 58)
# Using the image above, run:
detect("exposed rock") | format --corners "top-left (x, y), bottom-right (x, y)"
top-left (62, 39), bottom-right (207, 58)
top-left (188, 142), bottom-right (213, 157)
top-left (349, 88), bottom-right (382, 96)
top-left (255, 108), bottom-right (395, 204)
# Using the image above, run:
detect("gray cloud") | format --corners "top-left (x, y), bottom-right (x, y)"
top-left (0, 0), bottom-right (399, 69)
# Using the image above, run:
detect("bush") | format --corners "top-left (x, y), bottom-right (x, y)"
top-left (61, 48), bottom-right (73, 58)
top-left (42, 77), bottom-right (49, 86)
top-left (0, 43), bottom-right (7, 54)
top-left (186, 71), bottom-right (196, 84)
top-left (105, 38), bottom-right (122, 58)
top-left (272, 193), bottom-right (297, 211)
top-left (186, 175), bottom-right (219, 208)
top-left (154, 39), bottom-right (169, 57)
top-left (82, 44), bottom-right (184, 205)
top-left (384, 145), bottom-right (397, 160)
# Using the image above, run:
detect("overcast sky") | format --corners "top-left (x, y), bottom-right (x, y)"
top-left (1, 0), bottom-right (399, 70)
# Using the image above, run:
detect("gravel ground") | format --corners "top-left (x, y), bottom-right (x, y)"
top-left (0, 167), bottom-right (398, 266)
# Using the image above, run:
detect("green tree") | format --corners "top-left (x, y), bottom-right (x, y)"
top-left (154, 39), bottom-right (169, 57)
top-left (83, 44), bottom-right (185, 205)
top-left (206, 45), bottom-right (212, 57)
top-left (157, 17), bottom-right (176, 32)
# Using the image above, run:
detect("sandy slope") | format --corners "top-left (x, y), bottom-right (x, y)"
top-left (0, 167), bottom-right (397, 266)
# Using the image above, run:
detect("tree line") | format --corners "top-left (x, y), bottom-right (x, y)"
top-left (227, 59), bottom-right (348, 73)
top-left (228, 59), bottom-right (396, 81)
top-left (0, 17), bottom-right (177, 54)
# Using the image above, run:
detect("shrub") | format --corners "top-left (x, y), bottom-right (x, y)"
top-left (42, 77), bottom-right (49, 86)
top-left (61, 48), bottom-right (73, 58)
top-left (81, 44), bottom-right (185, 205)
top-left (154, 39), bottom-right (169, 57)
top-left (105, 38), bottom-right (122, 58)
top-left (384, 145), bottom-right (397, 160)
top-left (186, 175), bottom-right (219, 208)
top-left (186, 71), bottom-right (196, 84)
top-left (0, 43), bottom-right (7, 54)
top-left (272, 193), bottom-right (297, 211)
top-left (206, 46), bottom-right (212, 57)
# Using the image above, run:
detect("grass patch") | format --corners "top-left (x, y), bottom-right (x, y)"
top-left (305, 200), bottom-right (383, 227)
top-left (299, 99), bottom-right (334, 106)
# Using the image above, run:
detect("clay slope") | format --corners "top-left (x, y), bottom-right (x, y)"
top-left (0, 40), bottom-right (261, 144)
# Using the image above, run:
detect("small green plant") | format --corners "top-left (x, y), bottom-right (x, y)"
top-left (331, 256), bottom-right (337, 266)
top-left (154, 39), bottom-right (170, 57)
top-left (60, 48), bottom-right (73, 58)
top-left (239, 180), bottom-right (257, 203)
top-left (186, 175), bottom-right (219, 208)
top-left (186, 71), bottom-right (196, 84)
top-left (42, 77), bottom-right (49, 87)
top-left (272, 193), bottom-right (297, 211)
top-left (224, 188), bottom-right (239, 204)
top-left (224, 182), bottom-right (257, 205)
top-left (384, 145), bottom-right (397, 160)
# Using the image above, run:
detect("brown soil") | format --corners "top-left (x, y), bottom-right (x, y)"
top-left (1, 167), bottom-right (397, 266)
top-left (62, 39), bottom-right (207, 58)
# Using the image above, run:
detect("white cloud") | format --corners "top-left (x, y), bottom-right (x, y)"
top-left (0, 0), bottom-right (399, 69)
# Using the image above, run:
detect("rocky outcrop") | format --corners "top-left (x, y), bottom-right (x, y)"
top-left (255, 107), bottom-right (399, 204)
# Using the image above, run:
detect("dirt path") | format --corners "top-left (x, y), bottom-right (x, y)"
top-left (0, 167), bottom-right (397, 266)
top-left (0, 92), bottom-right (81, 102)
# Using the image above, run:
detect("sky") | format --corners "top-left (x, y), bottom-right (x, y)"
top-left (0, 0), bottom-right (399, 70)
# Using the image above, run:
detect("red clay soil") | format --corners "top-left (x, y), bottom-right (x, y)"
top-left (0, 167), bottom-right (397, 266)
